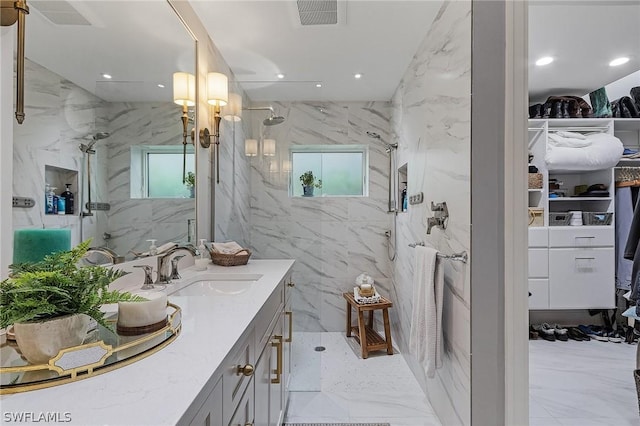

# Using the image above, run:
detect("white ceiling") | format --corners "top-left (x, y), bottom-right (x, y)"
top-left (21, 1), bottom-right (640, 105)
top-left (189, 0), bottom-right (443, 102)
top-left (528, 1), bottom-right (640, 103)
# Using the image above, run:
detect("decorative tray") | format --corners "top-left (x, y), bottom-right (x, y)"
top-left (0, 303), bottom-right (182, 394)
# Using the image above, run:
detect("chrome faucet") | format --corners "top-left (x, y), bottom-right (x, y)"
top-left (156, 245), bottom-right (197, 284)
top-left (170, 255), bottom-right (186, 280)
top-left (133, 265), bottom-right (155, 290)
top-left (83, 246), bottom-right (124, 265)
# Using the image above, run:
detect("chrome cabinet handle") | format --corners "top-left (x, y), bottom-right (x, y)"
top-left (236, 364), bottom-right (254, 376)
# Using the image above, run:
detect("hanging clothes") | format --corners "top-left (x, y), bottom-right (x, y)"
top-left (616, 186), bottom-right (635, 290)
top-left (623, 194), bottom-right (640, 316)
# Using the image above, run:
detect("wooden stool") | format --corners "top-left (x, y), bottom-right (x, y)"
top-left (343, 292), bottom-right (393, 359)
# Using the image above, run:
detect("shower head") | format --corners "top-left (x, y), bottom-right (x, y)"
top-left (93, 132), bottom-right (110, 140)
top-left (366, 131), bottom-right (381, 139)
top-left (80, 132), bottom-right (110, 153)
top-left (385, 143), bottom-right (398, 153)
top-left (263, 113), bottom-right (285, 126)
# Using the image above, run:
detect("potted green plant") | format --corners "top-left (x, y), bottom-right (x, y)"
top-left (0, 240), bottom-right (143, 364)
top-left (185, 171), bottom-right (195, 198)
top-left (299, 171), bottom-right (322, 196)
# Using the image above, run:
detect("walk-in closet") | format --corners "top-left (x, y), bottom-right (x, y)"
top-left (527, 2), bottom-right (640, 425)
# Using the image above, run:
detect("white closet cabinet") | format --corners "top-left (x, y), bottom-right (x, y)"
top-left (528, 118), bottom-right (619, 310)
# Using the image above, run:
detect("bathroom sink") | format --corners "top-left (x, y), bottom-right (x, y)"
top-left (169, 274), bottom-right (262, 297)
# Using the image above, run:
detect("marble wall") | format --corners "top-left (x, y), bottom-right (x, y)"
top-left (389, 2), bottom-right (472, 425)
top-left (104, 101), bottom-right (195, 255)
top-left (12, 59), bottom-right (198, 258)
top-left (13, 58), bottom-right (109, 249)
top-left (249, 101), bottom-right (393, 332)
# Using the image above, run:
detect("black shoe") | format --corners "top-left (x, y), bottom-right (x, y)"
top-left (529, 325), bottom-right (539, 340)
top-left (552, 324), bottom-right (569, 341)
top-left (567, 327), bottom-right (587, 341)
top-left (532, 324), bottom-right (556, 341)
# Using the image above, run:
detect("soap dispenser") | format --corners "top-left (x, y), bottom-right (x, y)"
top-left (198, 239), bottom-right (207, 259)
top-left (62, 184), bottom-right (74, 215)
top-left (147, 239), bottom-right (158, 256)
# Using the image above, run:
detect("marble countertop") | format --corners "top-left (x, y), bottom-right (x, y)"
top-left (1, 258), bottom-right (295, 425)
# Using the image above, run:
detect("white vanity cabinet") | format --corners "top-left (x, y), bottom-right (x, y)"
top-left (180, 272), bottom-right (293, 426)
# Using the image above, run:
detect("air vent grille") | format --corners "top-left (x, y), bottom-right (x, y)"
top-left (30, 1), bottom-right (90, 25)
top-left (297, 0), bottom-right (338, 25)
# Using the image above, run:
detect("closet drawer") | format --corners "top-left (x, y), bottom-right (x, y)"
top-left (548, 227), bottom-right (614, 248)
top-left (528, 227), bottom-right (548, 248)
top-left (528, 279), bottom-right (549, 310)
top-left (548, 247), bottom-right (615, 309)
top-left (528, 248), bottom-right (548, 278)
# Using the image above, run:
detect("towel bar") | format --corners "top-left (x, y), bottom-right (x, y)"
top-left (408, 242), bottom-right (468, 263)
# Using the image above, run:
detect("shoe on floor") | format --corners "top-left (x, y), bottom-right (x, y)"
top-left (532, 323), bottom-right (556, 341)
top-left (552, 323), bottom-right (569, 341)
top-left (578, 324), bottom-right (608, 342)
top-left (567, 326), bottom-right (586, 341)
top-left (529, 325), bottom-right (539, 340)
top-left (606, 328), bottom-right (623, 343)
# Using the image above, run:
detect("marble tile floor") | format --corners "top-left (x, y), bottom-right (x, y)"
top-left (285, 332), bottom-right (442, 426)
top-left (530, 339), bottom-right (639, 425)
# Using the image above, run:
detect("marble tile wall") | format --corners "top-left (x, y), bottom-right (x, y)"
top-left (389, 2), bottom-right (472, 425)
top-left (104, 101), bottom-right (196, 255)
top-left (12, 59), bottom-right (197, 259)
top-left (249, 101), bottom-right (393, 333)
top-left (13, 58), bottom-right (109, 249)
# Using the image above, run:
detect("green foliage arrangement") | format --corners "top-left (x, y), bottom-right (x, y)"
top-left (299, 171), bottom-right (322, 189)
top-left (185, 171), bottom-right (196, 188)
top-left (0, 240), bottom-right (143, 330)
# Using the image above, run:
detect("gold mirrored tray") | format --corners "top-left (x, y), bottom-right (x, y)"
top-left (0, 303), bottom-right (181, 394)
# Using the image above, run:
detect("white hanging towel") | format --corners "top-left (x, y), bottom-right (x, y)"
top-left (409, 245), bottom-right (444, 378)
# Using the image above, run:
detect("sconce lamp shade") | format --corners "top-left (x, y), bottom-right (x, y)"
top-left (263, 139), bottom-right (276, 156)
top-left (282, 160), bottom-right (292, 173)
top-left (173, 72), bottom-right (196, 107)
top-left (223, 93), bottom-right (242, 121)
top-left (245, 139), bottom-right (258, 157)
top-left (269, 161), bottom-right (279, 173)
top-left (207, 72), bottom-right (228, 107)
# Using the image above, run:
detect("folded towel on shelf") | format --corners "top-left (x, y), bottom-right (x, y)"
top-left (353, 286), bottom-right (381, 304)
top-left (555, 131), bottom-right (587, 140)
top-left (211, 241), bottom-right (244, 254)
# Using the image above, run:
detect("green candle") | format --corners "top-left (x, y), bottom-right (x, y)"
top-left (13, 229), bottom-right (72, 264)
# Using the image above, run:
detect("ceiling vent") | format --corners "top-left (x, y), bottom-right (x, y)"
top-left (30, 1), bottom-right (90, 25)
top-left (297, 0), bottom-right (338, 25)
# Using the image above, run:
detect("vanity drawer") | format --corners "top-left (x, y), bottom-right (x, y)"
top-left (528, 248), bottom-right (548, 278)
top-left (222, 329), bottom-right (255, 426)
top-left (528, 227), bottom-right (548, 248)
top-left (548, 227), bottom-right (614, 248)
top-left (255, 279), bottom-right (284, 350)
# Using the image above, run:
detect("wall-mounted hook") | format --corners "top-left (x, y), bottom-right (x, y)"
top-left (427, 201), bottom-right (449, 234)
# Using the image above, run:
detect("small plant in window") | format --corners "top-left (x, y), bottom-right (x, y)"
top-left (185, 172), bottom-right (195, 198)
top-left (299, 171), bottom-right (322, 196)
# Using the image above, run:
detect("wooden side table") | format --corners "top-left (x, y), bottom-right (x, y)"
top-left (343, 292), bottom-right (393, 359)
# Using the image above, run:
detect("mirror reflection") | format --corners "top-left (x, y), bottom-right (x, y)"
top-left (12, 1), bottom-right (196, 262)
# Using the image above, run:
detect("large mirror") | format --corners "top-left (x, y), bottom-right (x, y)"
top-left (12, 0), bottom-right (196, 261)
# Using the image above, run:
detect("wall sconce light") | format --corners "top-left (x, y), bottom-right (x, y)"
top-left (223, 92), bottom-right (242, 122)
top-left (245, 139), bottom-right (258, 157)
top-left (282, 160), bottom-right (292, 173)
top-left (269, 161), bottom-right (279, 173)
top-left (173, 71), bottom-right (196, 183)
top-left (206, 72), bottom-right (229, 184)
top-left (263, 139), bottom-right (276, 157)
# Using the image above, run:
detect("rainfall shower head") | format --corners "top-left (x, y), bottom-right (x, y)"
top-left (93, 132), bottom-right (110, 140)
top-left (367, 131), bottom-right (397, 152)
top-left (385, 143), bottom-right (398, 153)
top-left (263, 113), bottom-right (285, 126)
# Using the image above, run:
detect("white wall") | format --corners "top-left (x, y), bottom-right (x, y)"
top-left (390, 2), bottom-right (471, 425)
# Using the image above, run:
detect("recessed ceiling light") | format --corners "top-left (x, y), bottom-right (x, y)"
top-left (277, 73), bottom-right (285, 79)
top-left (535, 57), bottom-right (553, 66)
top-left (316, 83), bottom-right (322, 88)
top-left (354, 73), bottom-right (362, 79)
top-left (157, 84), bottom-right (165, 88)
top-left (609, 57), bottom-right (630, 67)
top-left (102, 73), bottom-right (112, 79)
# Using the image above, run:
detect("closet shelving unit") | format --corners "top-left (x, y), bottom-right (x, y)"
top-left (528, 118), bottom-right (620, 310)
